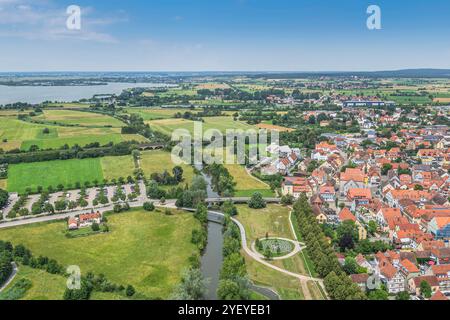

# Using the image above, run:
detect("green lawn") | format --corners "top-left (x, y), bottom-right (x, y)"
top-left (235, 205), bottom-right (293, 244)
top-left (244, 255), bottom-right (304, 300)
top-left (7, 158), bottom-right (104, 193)
top-left (0, 209), bottom-right (201, 299)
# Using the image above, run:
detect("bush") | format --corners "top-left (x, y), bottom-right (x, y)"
top-left (143, 202), bottom-right (155, 211)
top-left (248, 192), bottom-right (266, 209)
top-left (0, 278), bottom-right (32, 300)
top-left (125, 285), bottom-right (135, 297)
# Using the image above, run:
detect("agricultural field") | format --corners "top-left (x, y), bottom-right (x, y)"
top-left (7, 158), bottom-right (104, 193)
top-left (139, 150), bottom-right (195, 186)
top-left (147, 116), bottom-right (255, 137)
top-left (257, 123), bottom-right (295, 132)
top-left (123, 107), bottom-right (197, 121)
top-left (0, 209), bottom-right (201, 299)
top-left (32, 109), bottom-right (124, 127)
top-left (100, 155), bottom-right (136, 181)
top-left (43, 102), bottom-right (92, 108)
top-left (0, 117), bottom-right (146, 152)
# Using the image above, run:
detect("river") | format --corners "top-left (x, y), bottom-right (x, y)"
top-left (198, 167), bottom-right (279, 300)
top-left (0, 82), bottom-right (174, 105)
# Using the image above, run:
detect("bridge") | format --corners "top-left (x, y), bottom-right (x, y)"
top-left (205, 197), bottom-right (281, 205)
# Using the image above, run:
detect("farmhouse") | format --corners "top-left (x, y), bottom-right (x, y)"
top-left (68, 211), bottom-right (103, 230)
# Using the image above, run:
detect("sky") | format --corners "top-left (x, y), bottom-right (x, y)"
top-left (0, 0), bottom-right (449, 72)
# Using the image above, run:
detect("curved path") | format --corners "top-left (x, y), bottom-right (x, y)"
top-left (250, 237), bottom-right (304, 260)
top-left (206, 210), bottom-right (324, 283)
top-left (0, 262), bottom-right (18, 293)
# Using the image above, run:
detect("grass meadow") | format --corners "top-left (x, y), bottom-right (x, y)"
top-left (0, 116), bottom-right (146, 152)
top-left (33, 109), bottom-right (124, 127)
top-left (146, 116), bottom-right (255, 137)
top-left (7, 158), bottom-right (104, 193)
top-left (0, 209), bottom-right (200, 299)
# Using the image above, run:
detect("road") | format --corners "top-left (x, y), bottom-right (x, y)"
top-left (0, 262), bottom-right (18, 293)
top-left (0, 194), bottom-right (281, 229)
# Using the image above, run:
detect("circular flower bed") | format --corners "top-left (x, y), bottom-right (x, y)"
top-left (255, 238), bottom-right (295, 258)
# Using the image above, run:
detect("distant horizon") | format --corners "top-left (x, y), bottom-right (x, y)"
top-left (1, 68), bottom-right (450, 74)
top-left (1, 1), bottom-right (449, 71)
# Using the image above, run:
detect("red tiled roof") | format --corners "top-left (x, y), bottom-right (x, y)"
top-left (339, 207), bottom-right (356, 222)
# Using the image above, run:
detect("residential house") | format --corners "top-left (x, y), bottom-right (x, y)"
top-left (408, 275), bottom-right (440, 296)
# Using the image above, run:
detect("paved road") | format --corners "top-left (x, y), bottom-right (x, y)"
top-left (0, 262), bottom-right (18, 293)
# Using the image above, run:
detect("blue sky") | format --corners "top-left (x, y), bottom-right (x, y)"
top-left (0, 0), bottom-right (449, 71)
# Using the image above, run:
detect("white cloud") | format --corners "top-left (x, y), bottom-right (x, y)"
top-left (0, 0), bottom-right (125, 43)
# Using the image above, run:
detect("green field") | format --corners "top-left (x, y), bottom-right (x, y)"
top-left (7, 158), bottom-right (104, 193)
top-left (33, 109), bottom-right (124, 127)
top-left (123, 108), bottom-right (198, 120)
top-left (224, 164), bottom-right (272, 196)
top-left (0, 117), bottom-right (146, 152)
top-left (147, 116), bottom-right (255, 137)
top-left (0, 209), bottom-right (200, 299)
top-left (100, 155), bottom-right (136, 181)
top-left (139, 150), bottom-right (195, 186)
top-left (1, 266), bottom-right (66, 300)
top-left (235, 205), bottom-right (293, 244)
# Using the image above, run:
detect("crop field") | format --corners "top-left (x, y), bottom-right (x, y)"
top-left (0, 117), bottom-right (146, 151)
top-left (100, 155), bottom-right (136, 181)
top-left (0, 209), bottom-right (200, 299)
top-left (147, 116), bottom-right (255, 137)
top-left (139, 150), bottom-right (195, 185)
top-left (33, 109), bottom-right (124, 127)
top-left (123, 107), bottom-right (197, 120)
top-left (257, 123), bottom-right (295, 132)
top-left (7, 158), bottom-right (104, 193)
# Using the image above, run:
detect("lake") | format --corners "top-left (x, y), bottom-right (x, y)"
top-left (0, 82), bottom-right (173, 105)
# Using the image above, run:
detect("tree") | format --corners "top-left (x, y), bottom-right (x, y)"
top-left (281, 194), bottom-right (294, 206)
top-left (343, 257), bottom-right (358, 275)
top-left (217, 277), bottom-right (251, 300)
top-left (396, 291), bottom-right (410, 300)
top-left (368, 289), bottom-right (389, 300)
top-left (263, 247), bottom-right (273, 260)
top-left (336, 220), bottom-right (359, 251)
top-left (220, 253), bottom-right (246, 279)
top-left (171, 268), bottom-right (208, 300)
top-left (221, 200), bottom-right (238, 216)
top-left (0, 188), bottom-right (9, 209)
top-left (172, 166), bottom-right (184, 183)
top-left (125, 285), bottom-right (135, 297)
top-left (420, 280), bottom-right (432, 298)
top-left (248, 192), bottom-right (266, 209)
top-left (91, 222), bottom-right (100, 232)
top-left (143, 202), bottom-right (155, 211)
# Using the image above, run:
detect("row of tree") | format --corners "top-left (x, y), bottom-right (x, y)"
top-left (217, 206), bottom-right (252, 300)
top-left (292, 194), bottom-right (366, 300)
